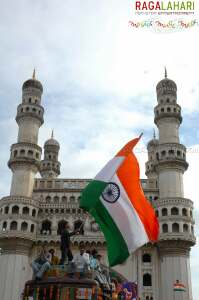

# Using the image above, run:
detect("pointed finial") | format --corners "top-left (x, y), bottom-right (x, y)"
top-left (153, 128), bottom-right (156, 139)
top-left (32, 68), bottom-right (36, 80)
top-left (51, 130), bottom-right (54, 139)
top-left (164, 66), bottom-right (167, 78)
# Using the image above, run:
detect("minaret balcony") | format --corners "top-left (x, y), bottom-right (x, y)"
top-left (8, 142), bottom-right (42, 169)
top-left (16, 103), bottom-right (44, 125)
top-left (152, 197), bottom-right (193, 208)
top-left (158, 232), bottom-right (196, 246)
top-left (153, 143), bottom-right (188, 171)
top-left (154, 103), bottom-right (182, 124)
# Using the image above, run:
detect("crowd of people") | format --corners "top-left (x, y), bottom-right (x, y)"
top-left (31, 221), bottom-right (105, 282)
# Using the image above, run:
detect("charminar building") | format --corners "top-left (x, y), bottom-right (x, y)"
top-left (0, 70), bottom-right (196, 300)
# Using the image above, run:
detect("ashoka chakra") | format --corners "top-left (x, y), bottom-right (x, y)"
top-left (102, 182), bottom-right (120, 203)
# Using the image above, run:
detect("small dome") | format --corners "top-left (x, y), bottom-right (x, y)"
top-left (147, 138), bottom-right (158, 149)
top-left (44, 131), bottom-right (60, 148)
top-left (22, 79), bottom-right (43, 92)
top-left (22, 70), bottom-right (43, 92)
top-left (44, 138), bottom-right (60, 147)
top-left (156, 68), bottom-right (177, 97)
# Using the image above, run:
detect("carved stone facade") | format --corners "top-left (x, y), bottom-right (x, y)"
top-left (0, 71), bottom-right (196, 300)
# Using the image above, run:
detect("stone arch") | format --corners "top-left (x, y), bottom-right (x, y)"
top-left (171, 207), bottom-right (179, 216)
top-left (32, 209), bottom-right (36, 217)
top-left (172, 223), bottom-right (179, 233)
top-left (30, 224), bottom-right (35, 233)
top-left (22, 206), bottom-right (30, 215)
top-left (10, 221), bottom-right (18, 230)
top-left (27, 150), bottom-right (34, 157)
top-left (46, 196), bottom-right (51, 203)
top-left (162, 208), bottom-right (168, 216)
top-left (183, 224), bottom-right (189, 232)
top-left (2, 221), bottom-right (7, 231)
top-left (41, 220), bottom-right (52, 235)
top-left (4, 206), bottom-right (9, 214)
top-left (143, 273), bottom-right (152, 286)
top-left (12, 205), bottom-right (19, 214)
top-left (70, 196), bottom-right (75, 202)
top-left (142, 253), bottom-right (151, 263)
top-left (61, 196), bottom-right (67, 203)
top-left (53, 195), bottom-right (59, 203)
top-left (182, 208), bottom-right (187, 216)
top-left (20, 149), bottom-right (25, 155)
top-left (162, 223), bottom-right (168, 233)
top-left (21, 222), bottom-right (28, 231)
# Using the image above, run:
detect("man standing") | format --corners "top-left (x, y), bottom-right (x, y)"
top-left (59, 221), bottom-right (79, 265)
top-left (73, 248), bottom-right (88, 274)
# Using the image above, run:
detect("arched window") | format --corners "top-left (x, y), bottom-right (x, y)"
top-left (4, 206), bottom-right (9, 214)
top-left (162, 208), bottom-right (168, 216)
top-left (21, 222), bottom-right (28, 231)
top-left (162, 223), bottom-right (168, 233)
top-left (32, 209), bottom-right (36, 217)
top-left (74, 220), bottom-right (84, 235)
top-left (41, 220), bottom-right (51, 235)
top-left (190, 210), bottom-right (193, 217)
top-left (20, 149), bottom-right (25, 155)
top-left (57, 220), bottom-right (68, 235)
top-left (38, 208), bottom-right (43, 216)
top-left (12, 205), bottom-right (19, 214)
top-left (177, 150), bottom-right (181, 157)
top-left (172, 223), bottom-right (179, 233)
top-left (146, 297), bottom-right (149, 300)
top-left (54, 196), bottom-right (59, 203)
top-left (70, 196), bottom-right (75, 202)
top-left (182, 208), bottom-right (187, 216)
top-left (62, 196), bottom-right (67, 203)
top-left (14, 150), bottom-right (18, 157)
top-left (10, 221), bottom-right (17, 230)
top-left (161, 150), bottom-right (166, 157)
top-left (183, 224), bottom-right (189, 232)
top-left (46, 196), bottom-right (51, 203)
top-left (161, 108), bottom-right (164, 113)
top-left (143, 273), bottom-right (152, 286)
top-left (167, 107), bottom-right (171, 112)
top-left (2, 221), bottom-right (7, 231)
top-left (142, 253), bottom-right (151, 263)
top-left (30, 224), bottom-right (35, 233)
top-left (22, 207), bottom-right (29, 215)
top-left (171, 207), bottom-right (179, 215)
top-left (27, 150), bottom-right (33, 157)
top-left (168, 149), bottom-right (174, 155)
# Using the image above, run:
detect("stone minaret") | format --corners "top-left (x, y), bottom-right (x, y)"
top-left (146, 69), bottom-right (195, 300)
top-left (0, 71), bottom-right (44, 300)
top-left (40, 131), bottom-right (61, 178)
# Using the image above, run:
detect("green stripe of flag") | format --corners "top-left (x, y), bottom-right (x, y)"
top-left (80, 180), bottom-right (129, 266)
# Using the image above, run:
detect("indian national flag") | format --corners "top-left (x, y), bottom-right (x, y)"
top-left (80, 136), bottom-right (159, 266)
top-left (173, 282), bottom-right (186, 292)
